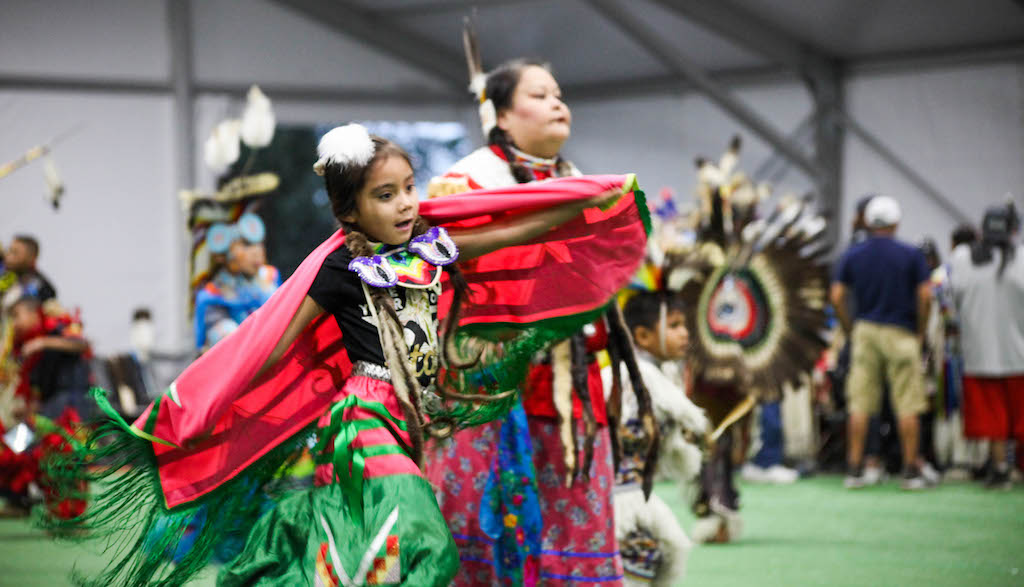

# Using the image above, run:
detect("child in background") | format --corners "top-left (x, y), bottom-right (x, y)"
top-left (602, 291), bottom-right (707, 586)
top-left (10, 296), bottom-right (92, 420)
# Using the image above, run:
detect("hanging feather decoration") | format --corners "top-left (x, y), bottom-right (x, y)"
top-left (185, 86), bottom-right (280, 310)
top-left (0, 125), bottom-right (83, 210)
top-left (240, 85), bottom-right (275, 149)
top-left (43, 156), bottom-right (65, 210)
top-left (203, 119), bottom-right (242, 174)
top-left (462, 15), bottom-right (485, 99)
top-left (462, 15), bottom-right (496, 136)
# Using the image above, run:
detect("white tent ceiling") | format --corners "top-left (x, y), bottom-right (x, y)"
top-left (274, 0), bottom-right (1024, 96)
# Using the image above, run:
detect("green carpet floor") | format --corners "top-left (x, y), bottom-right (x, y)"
top-left (2, 476), bottom-right (1021, 586)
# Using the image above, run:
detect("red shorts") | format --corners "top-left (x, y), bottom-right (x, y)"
top-left (961, 375), bottom-right (1024, 442)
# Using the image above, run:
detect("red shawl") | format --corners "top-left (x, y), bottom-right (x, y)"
top-left (131, 174), bottom-right (648, 507)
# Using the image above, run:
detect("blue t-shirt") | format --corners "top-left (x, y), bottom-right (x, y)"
top-left (834, 236), bottom-right (930, 332)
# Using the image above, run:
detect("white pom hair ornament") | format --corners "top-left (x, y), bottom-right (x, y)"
top-left (313, 123), bottom-right (375, 177)
top-left (240, 85), bottom-right (276, 149)
top-left (478, 99), bottom-right (497, 136)
top-left (203, 119), bottom-right (241, 174)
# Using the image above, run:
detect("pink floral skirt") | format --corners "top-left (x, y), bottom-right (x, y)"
top-left (424, 416), bottom-right (623, 586)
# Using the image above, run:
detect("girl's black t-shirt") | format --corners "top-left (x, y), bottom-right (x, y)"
top-left (307, 246), bottom-right (440, 387)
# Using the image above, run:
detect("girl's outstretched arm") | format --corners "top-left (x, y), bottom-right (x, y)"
top-left (252, 295), bottom-right (325, 382)
top-left (449, 186), bottom-right (624, 261)
top-left (185, 296), bottom-right (324, 448)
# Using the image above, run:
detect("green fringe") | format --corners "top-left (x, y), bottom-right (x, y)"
top-left (36, 388), bottom-right (313, 587)
top-left (435, 305), bottom-right (610, 430)
top-left (633, 188), bottom-right (653, 237)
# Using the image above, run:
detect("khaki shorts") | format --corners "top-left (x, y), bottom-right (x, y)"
top-left (846, 321), bottom-right (926, 417)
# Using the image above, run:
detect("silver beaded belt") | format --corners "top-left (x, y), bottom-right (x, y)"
top-left (350, 361), bottom-right (442, 415)
top-left (352, 361), bottom-right (391, 382)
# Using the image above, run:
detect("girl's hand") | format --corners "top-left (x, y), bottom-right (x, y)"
top-left (581, 186), bottom-right (625, 210)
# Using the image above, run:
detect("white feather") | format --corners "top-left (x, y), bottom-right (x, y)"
top-left (730, 182), bottom-right (758, 208)
top-left (468, 73), bottom-right (487, 99)
top-left (240, 85), bottom-right (275, 148)
top-left (43, 157), bottom-right (64, 207)
top-left (696, 161), bottom-right (723, 188)
top-left (478, 98), bottom-right (497, 136)
top-left (718, 148), bottom-right (738, 178)
top-left (313, 123), bottom-right (375, 176)
top-left (203, 119), bottom-right (241, 173)
top-left (741, 218), bottom-right (767, 244)
top-left (796, 215), bottom-right (827, 239)
top-left (778, 198), bottom-right (803, 225)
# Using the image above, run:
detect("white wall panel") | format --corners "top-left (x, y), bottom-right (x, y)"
top-left (0, 0), bottom-right (170, 80)
top-left (0, 91), bottom-right (179, 356)
top-left (842, 62), bottom-right (1024, 249)
top-left (566, 82), bottom-right (815, 207)
top-left (563, 63), bottom-right (1024, 259)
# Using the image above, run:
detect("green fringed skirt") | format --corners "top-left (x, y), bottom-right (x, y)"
top-left (219, 476), bottom-right (456, 586)
top-left (219, 375), bottom-right (458, 586)
top-left (41, 377), bottom-right (458, 587)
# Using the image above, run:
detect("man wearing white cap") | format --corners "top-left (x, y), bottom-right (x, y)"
top-left (830, 196), bottom-right (934, 490)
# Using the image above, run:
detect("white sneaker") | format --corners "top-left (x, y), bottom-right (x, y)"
top-left (741, 463), bottom-right (799, 484)
top-left (862, 465), bottom-right (886, 486)
top-left (844, 474), bottom-right (866, 489)
top-left (919, 462), bottom-right (942, 486)
top-left (901, 470), bottom-right (932, 490)
top-left (763, 465), bottom-right (799, 484)
top-left (740, 463), bottom-right (770, 483)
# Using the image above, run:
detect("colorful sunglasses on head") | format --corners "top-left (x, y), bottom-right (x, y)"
top-left (206, 223), bottom-right (239, 254)
top-left (236, 212), bottom-right (266, 244)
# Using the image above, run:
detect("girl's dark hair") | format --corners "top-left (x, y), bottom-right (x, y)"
top-left (484, 59), bottom-right (573, 183)
top-left (322, 135), bottom-right (413, 226)
top-left (971, 205), bottom-right (1018, 278)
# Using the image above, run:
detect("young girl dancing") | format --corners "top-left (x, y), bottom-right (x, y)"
top-left (42, 123), bottom-right (650, 586)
